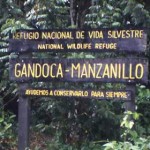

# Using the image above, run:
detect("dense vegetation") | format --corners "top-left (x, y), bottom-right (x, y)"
top-left (0, 0), bottom-right (150, 149)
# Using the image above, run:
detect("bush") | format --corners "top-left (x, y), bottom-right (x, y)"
top-left (103, 111), bottom-right (150, 150)
top-left (0, 111), bottom-right (17, 150)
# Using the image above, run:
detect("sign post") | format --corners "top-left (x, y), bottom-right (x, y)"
top-left (8, 28), bottom-right (148, 149)
top-left (17, 54), bottom-right (31, 150)
top-left (18, 86), bottom-right (30, 150)
top-left (125, 84), bottom-right (136, 111)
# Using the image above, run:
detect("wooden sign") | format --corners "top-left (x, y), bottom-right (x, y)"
top-left (19, 88), bottom-right (132, 101)
top-left (9, 29), bottom-right (147, 52)
top-left (9, 58), bottom-right (148, 83)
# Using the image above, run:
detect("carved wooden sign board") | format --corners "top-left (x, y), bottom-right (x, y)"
top-left (9, 58), bottom-right (148, 84)
top-left (9, 28), bottom-right (149, 100)
top-left (9, 29), bottom-right (147, 53)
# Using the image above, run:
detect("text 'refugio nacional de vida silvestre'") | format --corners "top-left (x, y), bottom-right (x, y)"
top-left (10, 29), bottom-right (146, 52)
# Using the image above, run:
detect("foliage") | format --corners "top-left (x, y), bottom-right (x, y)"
top-left (103, 111), bottom-right (150, 150)
top-left (0, 111), bottom-right (16, 150)
top-left (34, 100), bottom-right (123, 148)
top-left (137, 85), bottom-right (150, 103)
top-left (85, 0), bottom-right (124, 28)
top-left (136, 85), bottom-right (150, 135)
top-left (24, 0), bottom-right (70, 29)
top-left (46, 135), bottom-right (103, 150)
top-left (85, 0), bottom-right (150, 28)
top-left (45, 130), bottom-right (103, 150)
top-left (0, 1), bottom-right (29, 150)
top-left (0, 0), bottom-right (24, 28)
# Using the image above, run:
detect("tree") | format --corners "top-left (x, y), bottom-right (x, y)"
top-left (69, 0), bottom-right (92, 27)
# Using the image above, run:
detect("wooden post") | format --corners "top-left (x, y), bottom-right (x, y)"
top-left (18, 83), bottom-right (30, 150)
top-left (18, 53), bottom-right (31, 150)
top-left (125, 84), bottom-right (136, 112)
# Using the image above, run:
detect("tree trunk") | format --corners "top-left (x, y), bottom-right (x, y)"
top-left (70, 0), bottom-right (76, 26)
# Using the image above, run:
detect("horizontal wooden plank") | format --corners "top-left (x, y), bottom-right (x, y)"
top-left (19, 88), bottom-right (132, 101)
top-left (9, 28), bottom-right (147, 53)
top-left (9, 58), bottom-right (148, 83)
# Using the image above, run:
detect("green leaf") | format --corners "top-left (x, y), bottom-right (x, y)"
top-left (0, 117), bottom-right (4, 123)
top-left (133, 112), bottom-right (140, 120)
top-left (4, 123), bottom-right (12, 130)
top-left (129, 130), bottom-right (138, 139)
top-left (128, 121), bottom-right (134, 129)
top-left (112, 22), bottom-right (121, 27)
top-left (103, 141), bottom-right (116, 149)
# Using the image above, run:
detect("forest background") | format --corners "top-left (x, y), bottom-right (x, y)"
top-left (0, 0), bottom-right (150, 149)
